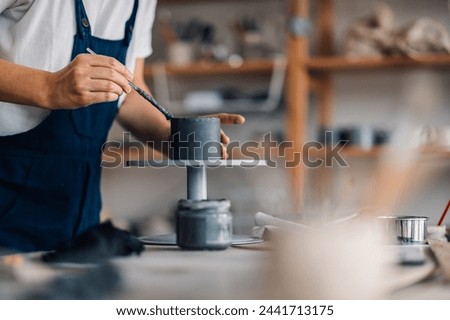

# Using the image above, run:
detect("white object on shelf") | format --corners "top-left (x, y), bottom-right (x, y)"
top-left (183, 90), bottom-right (224, 112)
top-left (167, 41), bottom-right (196, 66)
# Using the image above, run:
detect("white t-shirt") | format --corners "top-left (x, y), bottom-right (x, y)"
top-left (0, 0), bottom-right (157, 136)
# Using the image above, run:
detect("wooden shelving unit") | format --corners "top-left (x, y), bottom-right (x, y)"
top-left (285, 0), bottom-right (450, 211)
top-left (311, 146), bottom-right (450, 159)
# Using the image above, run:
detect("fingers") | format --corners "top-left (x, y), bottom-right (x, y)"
top-left (74, 55), bottom-right (132, 95)
top-left (203, 113), bottom-right (245, 124)
top-left (221, 143), bottom-right (229, 160)
top-left (50, 54), bottom-right (134, 108)
top-left (78, 91), bottom-right (122, 105)
top-left (89, 67), bottom-right (132, 94)
top-left (83, 54), bottom-right (132, 81)
top-left (220, 129), bottom-right (232, 160)
top-left (220, 129), bottom-right (230, 145)
top-left (202, 113), bottom-right (243, 159)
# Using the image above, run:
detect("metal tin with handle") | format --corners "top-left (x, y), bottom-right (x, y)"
top-left (377, 215), bottom-right (429, 244)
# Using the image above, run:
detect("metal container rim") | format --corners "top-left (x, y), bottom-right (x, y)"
top-left (377, 215), bottom-right (429, 221)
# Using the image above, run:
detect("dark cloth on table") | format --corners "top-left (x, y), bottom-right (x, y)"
top-left (42, 221), bottom-right (144, 264)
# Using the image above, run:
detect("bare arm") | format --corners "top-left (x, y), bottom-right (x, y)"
top-left (0, 55), bottom-right (132, 109)
top-left (0, 59), bottom-right (53, 108)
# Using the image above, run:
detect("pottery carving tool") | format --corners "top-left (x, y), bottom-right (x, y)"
top-left (86, 48), bottom-right (174, 120)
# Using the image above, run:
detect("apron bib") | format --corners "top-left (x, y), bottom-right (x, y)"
top-left (0, 0), bottom-right (139, 252)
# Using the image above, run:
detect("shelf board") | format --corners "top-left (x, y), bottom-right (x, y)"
top-left (144, 59), bottom-right (276, 77)
top-left (420, 146), bottom-right (450, 158)
top-left (309, 146), bottom-right (384, 159)
top-left (307, 55), bottom-right (450, 72)
top-left (340, 146), bottom-right (384, 157)
top-left (229, 145), bottom-right (283, 160)
top-left (311, 146), bottom-right (450, 159)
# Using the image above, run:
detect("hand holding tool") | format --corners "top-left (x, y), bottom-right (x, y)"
top-left (86, 48), bottom-right (173, 120)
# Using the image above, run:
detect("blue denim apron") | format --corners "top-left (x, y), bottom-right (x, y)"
top-left (0, 0), bottom-right (139, 252)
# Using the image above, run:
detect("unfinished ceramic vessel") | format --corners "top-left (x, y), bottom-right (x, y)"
top-left (170, 117), bottom-right (221, 160)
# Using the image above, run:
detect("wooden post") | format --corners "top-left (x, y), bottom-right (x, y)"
top-left (286, 0), bottom-right (309, 213)
top-left (317, 0), bottom-right (335, 129)
top-left (317, 0), bottom-right (335, 56)
top-left (314, 0), bottom-right (335, 214)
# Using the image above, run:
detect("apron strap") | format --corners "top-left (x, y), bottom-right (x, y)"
top-left (74, 0), bottom-right (91, 39)
top-left (124, 0), bottom-right (140, 45)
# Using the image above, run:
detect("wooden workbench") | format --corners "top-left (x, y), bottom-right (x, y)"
top-left (1, 241), bottom-right (449, 300)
